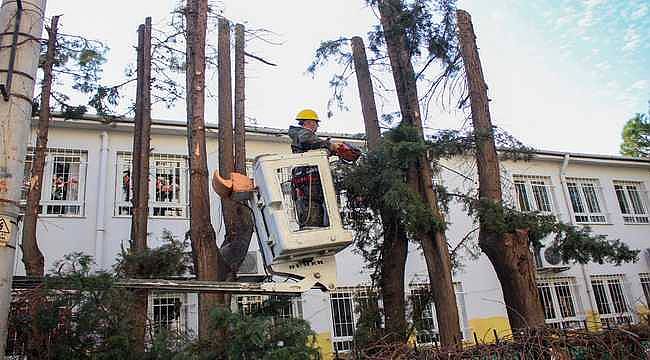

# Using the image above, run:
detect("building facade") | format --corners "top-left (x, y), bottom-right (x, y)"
top-left (12, 115), bottom-right (650, 359)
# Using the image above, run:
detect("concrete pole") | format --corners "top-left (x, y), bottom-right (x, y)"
top-left (0, 0), bottom-right (47, 353)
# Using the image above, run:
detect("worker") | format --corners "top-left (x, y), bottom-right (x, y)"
top-left (288, 109), bottom-right (340, 229)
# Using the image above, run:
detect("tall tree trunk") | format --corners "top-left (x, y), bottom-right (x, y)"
top-left (217, 20), bottom-right (255, 282)
top-left (23, 15), bottom-right (57, 360)
top-left (130, 17), bottom-right (153, 352)
top-left (351, 35), bottom-right (408, 340)
top-left (0, 0), bottom-right (48, 353)
top-left (351, 36), bottom-right (381, 150)
top-left (456, 9), bottom-right (544, 330)
top-left (378, 217), bottom-right (408, 341)
top-left (21, 16), bottom-right (59, 278)
top-left (377, 0), bottom-right (461, 347)
top-left (225, 22), bottom-right (255, 278)
top-left (185, 0), bottom-right (225, 340)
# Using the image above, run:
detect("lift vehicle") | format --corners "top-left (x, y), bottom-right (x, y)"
top-left (212, 146), bottom-right (360, 293)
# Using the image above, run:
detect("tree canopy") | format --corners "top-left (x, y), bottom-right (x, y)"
top-left (620, 112), bottom-right (650, 158)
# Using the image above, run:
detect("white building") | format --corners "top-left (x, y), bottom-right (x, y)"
top-left (12, 115), bottom-right (650, 359)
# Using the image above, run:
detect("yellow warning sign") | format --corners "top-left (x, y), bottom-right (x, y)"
top-left (0, 217), bottom-right (12, 246)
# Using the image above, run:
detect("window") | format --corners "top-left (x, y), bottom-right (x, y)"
top-left (149, 293), bottom-right (186, 335)
top-left (566, 178), bottom-right (607, 223)
top-left (407, 283), bottom-right (468, 346)
top-left (409, 286), bottom-right (439, 344)
top-left (329, 287), bottom-right (379, 353)
top-left (20, 151), bottom-right (34, 203)
top-left (537, 277), bottom-right (584, 330)
top-left (21, 148), bottom-right (87, 216)
top-left (613, 181), bottom-right (648, 224)
top-left (115, 153), bottom-right (188, 218)
top-left (513, 175), bottom-right (554, 213)
top-left (233, 294), bottom-right (303, 320)
top-left (640, 273), bottom-right (650, 306)
top-left (591, 275), bottom-right (633, 327)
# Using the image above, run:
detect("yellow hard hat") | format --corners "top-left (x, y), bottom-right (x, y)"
top-left (295, 109), bottom-right (320, 122)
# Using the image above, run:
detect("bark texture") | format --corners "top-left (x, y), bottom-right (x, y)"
top-left (378, 0), bottom-right (461, 347)
top-left (351, 35), bottom-right (408, 340)
top-left (456, 9), bottom-right (544, 330)
top-left (21, 16), bottom-right (59, 278)
top-left (185, 0), bottom-right (225, 340)
top-left (129, 18), bottom-right (153, 352)
top-left (351, 36), bottom-right (381, 150)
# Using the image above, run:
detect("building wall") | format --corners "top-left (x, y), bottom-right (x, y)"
top-left (14, 118), bottom-right (650, 358)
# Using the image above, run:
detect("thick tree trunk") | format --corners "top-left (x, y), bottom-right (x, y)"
top-left (185, 0), bottom-right (224, 340)
top-left (130, 18), bottom-right (153, 352)
top-left (379, 217), bottom-right (408, 341)
top-left (351, 36), bottom-right (408, 340)
top-left (351, 36), bottom-right (381, 150)
top-left (456, 9), bottom-right (544, 330)
top-left (377, 0), bottom-right (461, 347)
top-left (221, 22), bottom-right (255, 279)
top-left (21, 16), bottom-right (59, 278)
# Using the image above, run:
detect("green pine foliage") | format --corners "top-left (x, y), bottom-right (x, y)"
top-left (114, 229), bottom-right (191, 278)
top-left (209, 307), bottom-right (319, 360)
top-left (337, 124), bottom-right (638, 274)
top-left (620, 112), bottom-right (650, 158)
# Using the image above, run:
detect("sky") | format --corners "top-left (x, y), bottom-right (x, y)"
top-left (45, 0), bottom-right (649, 156)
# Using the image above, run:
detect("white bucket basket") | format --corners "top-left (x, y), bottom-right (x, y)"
top-left (251, 150), bottom-right (353, 267)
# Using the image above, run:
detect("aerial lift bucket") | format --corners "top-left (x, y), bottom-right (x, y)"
top-left (212, 150), bottom-right (353, 292)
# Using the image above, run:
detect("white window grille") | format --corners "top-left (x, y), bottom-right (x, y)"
top-left (407, 282), bottom-right (467, 346)
top-left (566, 178), bottom-right (607, 224)
top-left (512, 175), bottom-right (555, 214)
top-left (329, 286), bottom-right (379, 353)
top-left (115, 153), bottom-right (188, 218)
top-left (613, 181), bottom-right (649, 224)
top-left (149, 293), bottom-right (186, 336)
top-left (537, 277), bottom-right (584, 330)
top-left (233, 294), bottom-right (303, 320)
top-left (590, 275), bottom-right (633, 327)
top-left (21, 148), bottom-right (87, 216)
top-left (640, 273), bottom-right (650, 306)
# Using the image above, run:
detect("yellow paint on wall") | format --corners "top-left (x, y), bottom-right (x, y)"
top-left (314, 331), bottom-right (334, 360)
top-left (467, 316), bottom-right (511, 344)
top-left (585, 311), bottom-right (601, 332)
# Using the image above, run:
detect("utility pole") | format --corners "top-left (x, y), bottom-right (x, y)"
top-left (0, 0), bottom-right (47, 353)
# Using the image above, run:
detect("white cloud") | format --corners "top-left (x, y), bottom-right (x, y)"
top-left (630, 3), bottom-right (648, 19)
top-left (595, 61), bottom-right (611, 71)
top-left (622, 27), bottom-right (641, 51)
top-left (631, 80), bottom-right (649, 91)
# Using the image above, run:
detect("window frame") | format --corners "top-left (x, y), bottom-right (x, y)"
top-left (148, 292), bottom-right (187, 336)
top-left (114, 152), bottom-right (189, 219)
top-left (590, 275), bottom-right (634, 327)
top-left (639, 273), bottom-right (650, 307)
top-left (329, 286), bottom-right (379, 353)
top-left (512, 175), bottom-right (556, 214)
top-left (21, 148), bottom-right (88, 217)
top-left (407, 282), bottom-right (468, 346)
top-left (613, 180), bottom-right (649, 224)
top-left (565, 178), bottom-right (608, 224)
top-left (537, 277), bottom-right (585, 330)
top-left (232, 294), bottom-right (303, 320)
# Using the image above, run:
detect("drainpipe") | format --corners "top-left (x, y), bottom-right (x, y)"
top-left (559, 154), bottom-right (597, 322)
top-left (94, 131), bottom-right (109, 270)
